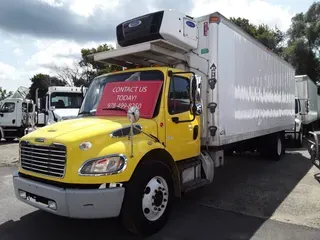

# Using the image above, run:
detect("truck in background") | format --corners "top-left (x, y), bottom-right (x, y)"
top-left (13, 10), bottom-right (296, 236)
top-left (0, 97), bottom-right (35, 141)
top-left (285, 76), bottom-right (320, 147)
top-left (35, 86), bottom-right (85, 126)
top-left (296, 75), bottom-right (319, 134)
top-left (0, 86), bottom-right (86, 141)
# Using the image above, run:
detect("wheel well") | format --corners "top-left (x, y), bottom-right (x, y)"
top-left (131, 148), bottom-right (181, 198)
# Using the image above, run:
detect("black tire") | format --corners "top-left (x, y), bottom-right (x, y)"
top-left (269, 133), bottom-right (284, 161)
top-left (121, 160), bottom-right (174, 236)
top-left (4, 138), bottom-right (16, 142)
top-left (295, 129), bottom-right (303, 148)
top-left (260, 133), bottom-right (284, 160)
top-left (224, 149), bottom-right (234, 156)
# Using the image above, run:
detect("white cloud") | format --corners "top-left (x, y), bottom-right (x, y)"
top-left (0, 62), bottom-right (16, 78)
top-left (68, 0), bottom-right (120, 17)
top-left (27, 40), bottom-right (91, 69)
top-left (0, 62), bottom-right (34, 91)
top-left (191, 0), bottom-right (294, 31)
top-left (13, 48), bottom-right (23, 56)
top-left (25, 39), bottom-right (115, 80)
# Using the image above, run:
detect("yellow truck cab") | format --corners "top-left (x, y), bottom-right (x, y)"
top-left (13, 10), bottom-right (296, 236)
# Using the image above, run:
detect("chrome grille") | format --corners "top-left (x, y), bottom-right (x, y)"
top-left (20, 141), bottom-right (67, 178)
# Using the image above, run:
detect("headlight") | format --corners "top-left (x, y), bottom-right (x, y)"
top-left (78, 154), bottom-right (127, 176)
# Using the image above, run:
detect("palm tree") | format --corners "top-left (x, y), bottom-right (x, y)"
top-left (0, 87), bottom-right (13, 101)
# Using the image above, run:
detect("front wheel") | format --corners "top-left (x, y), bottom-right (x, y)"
top-left (121, 160), bottom-right (174, 236)
top-left (295, 128), bottom-right (303, 148)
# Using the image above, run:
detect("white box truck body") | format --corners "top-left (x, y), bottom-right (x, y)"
top-left (194, 14), bottom-right (295, 148)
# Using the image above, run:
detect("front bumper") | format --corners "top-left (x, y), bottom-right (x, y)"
top-left (13, 171), bottom-right (125, 219)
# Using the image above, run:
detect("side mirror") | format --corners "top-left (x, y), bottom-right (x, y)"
top-left (81, 85), bottom-right (87, 97)
top-left (127, 106), bottom-right (140, 123)
top-left (190, 101), bottom-right (203, 115)
top-left (195, 102), bottom-right (203, 115)
top-left (190, 75), bottom-right (200, 115)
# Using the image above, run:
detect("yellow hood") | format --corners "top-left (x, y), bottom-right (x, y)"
top-left (23, 116), bottom-right (158, 144)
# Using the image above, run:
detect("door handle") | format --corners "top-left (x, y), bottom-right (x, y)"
top-left (0, 114), bottom-right (3, 117)
top-left (171, 117), bottom-right (179, 123)
top-left (193, 125), bottom-right (199, 140)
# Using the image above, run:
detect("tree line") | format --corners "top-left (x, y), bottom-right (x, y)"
top-left (4, 1), bottom-right (318, 102)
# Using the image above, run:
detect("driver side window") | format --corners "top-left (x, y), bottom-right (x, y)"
top-left (168, 76), bottom-right (190, 115)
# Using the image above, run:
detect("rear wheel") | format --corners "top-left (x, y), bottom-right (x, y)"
top-left (260, 133), bottom-right (284, 160)
top-left (270, 133), bottom-right (284, 160)
top-left (121, 160), bottom-right (174, 236)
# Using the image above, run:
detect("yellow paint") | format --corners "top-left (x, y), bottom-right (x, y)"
top-left (18, 67), bottom-right (201, 184)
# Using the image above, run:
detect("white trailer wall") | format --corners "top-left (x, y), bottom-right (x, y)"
top-left (211, 18), bottom-right (296, 146)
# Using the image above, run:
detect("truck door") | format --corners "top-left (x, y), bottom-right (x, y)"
top-left (21, 102), bottom-right (28, 126)
top-left (0, 101), bottom-right (18, 127)
top-left (165, 74), bottom-right (200, 161)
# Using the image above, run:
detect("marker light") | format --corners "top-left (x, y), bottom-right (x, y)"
top-left (48, 200), bottom-right (57, 210)
top-left (79, 142), bottom-right (92, 151)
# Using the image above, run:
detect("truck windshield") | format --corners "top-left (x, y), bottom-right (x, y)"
top-left (50, 92), bottom-right (83, 109)
top-left (79, 70), bottom-right (164, 115)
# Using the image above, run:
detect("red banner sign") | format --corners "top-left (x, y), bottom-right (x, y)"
top-left (96, 81), bottom-right (163, 118)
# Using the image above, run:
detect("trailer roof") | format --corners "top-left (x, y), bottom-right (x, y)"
top-left (200, 11), bottom-right (295, 70)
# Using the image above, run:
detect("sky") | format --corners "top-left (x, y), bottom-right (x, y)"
top-left (0, 0), bottom-right (315, 92)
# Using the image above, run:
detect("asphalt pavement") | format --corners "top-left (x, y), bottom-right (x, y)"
top-left (1, 143), bottom-right (320, 239)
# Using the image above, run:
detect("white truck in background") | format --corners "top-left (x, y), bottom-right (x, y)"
top-left (0, 86), bottom-right (86, 141)
top-left (285, 75), bottom-right (319, 147)
top-left (0, 97), bottom-right (35, 141)
top-left (296, 75), bottom-right (319, 132)
top-left (35, 86), bottom-right (85, 126)
top-left (284, 75), bottom-right (319, 146)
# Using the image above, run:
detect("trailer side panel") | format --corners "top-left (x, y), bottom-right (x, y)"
top-left (208, 20), bottom-right (295, 146)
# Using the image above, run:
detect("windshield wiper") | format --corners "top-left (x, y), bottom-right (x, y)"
top-left (102, 107), bottom-right (127, 112)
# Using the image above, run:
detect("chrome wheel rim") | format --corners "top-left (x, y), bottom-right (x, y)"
top-left (142, 176), bottom-right (169, 221)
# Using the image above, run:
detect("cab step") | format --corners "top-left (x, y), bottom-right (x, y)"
top-left (182, 179), bottom-right (210, 193)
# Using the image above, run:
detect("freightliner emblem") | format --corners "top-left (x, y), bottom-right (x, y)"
top-left (35, 138), bottom-right (46, 143)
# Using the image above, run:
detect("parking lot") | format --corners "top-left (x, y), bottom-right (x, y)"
top-left (1, 140), bottom-right (320, 239)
